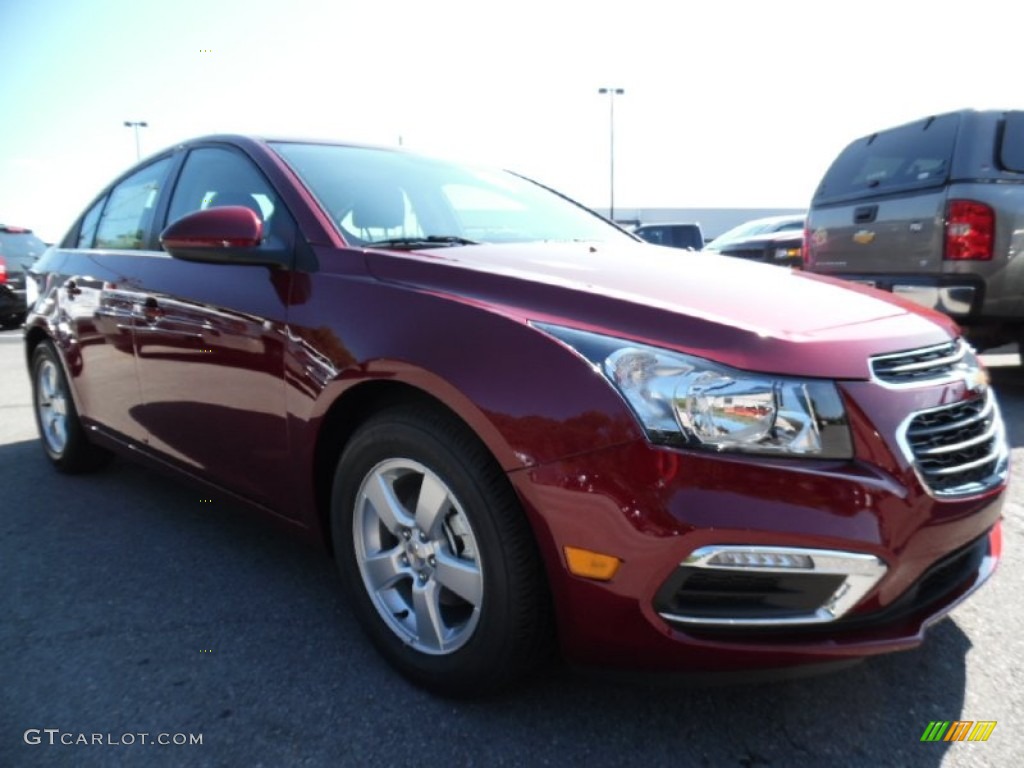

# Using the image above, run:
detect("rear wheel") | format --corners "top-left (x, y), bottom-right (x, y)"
top-left (31, 342), bottom-right (111, 473)
top-left (331, 405), bottom-right (553, 696)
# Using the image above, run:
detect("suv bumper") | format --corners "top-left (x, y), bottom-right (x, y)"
top-left (831, 275), bottom-right (982, 318)
top-left (0, 285), bottom-right (27, 317)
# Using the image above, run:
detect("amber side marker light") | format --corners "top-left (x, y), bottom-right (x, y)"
top-left (564, 546), bottom-right (622, 581)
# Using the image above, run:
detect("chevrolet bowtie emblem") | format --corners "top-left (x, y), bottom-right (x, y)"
top-left (853, 230), bottom-right (876, 244)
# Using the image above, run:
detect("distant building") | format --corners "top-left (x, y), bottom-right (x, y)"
top-left (597, 207), bottom-right (806, 241)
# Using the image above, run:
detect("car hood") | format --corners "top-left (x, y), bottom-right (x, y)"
top-left (363, 241), bottom-right (956, 379)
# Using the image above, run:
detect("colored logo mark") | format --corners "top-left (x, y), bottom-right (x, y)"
top-left (920, 720), bottom-right (997, 742)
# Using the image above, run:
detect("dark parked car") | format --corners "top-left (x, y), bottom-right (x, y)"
top-left (0, 224), bottom-right (48, 327)
top-left (704, 214), bottom-right (805, 267)
top-left (24, 135), bottom-right (1007, 696)
top-left (804, 109), bottom-right (1024, 351)
top-left (633, 222), bottom-right (704, 250)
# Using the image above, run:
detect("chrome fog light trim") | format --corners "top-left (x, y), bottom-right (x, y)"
top-left (658, 545), bottom-right (887, 627)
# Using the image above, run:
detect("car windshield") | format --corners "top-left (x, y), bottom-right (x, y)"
top-left (271, 142), bottom-right (633, 247)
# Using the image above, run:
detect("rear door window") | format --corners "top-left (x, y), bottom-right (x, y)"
top-left (94, 158), bottom-right (173, 250)
top-left (813, 113), bottom-right (959, 204)
top-left (76, 198), bottom-right (105, 248)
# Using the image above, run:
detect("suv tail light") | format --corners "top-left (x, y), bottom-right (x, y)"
top-left (0, 256), bottom-right (7, 285)
top-left (944, 200), bottom-right (994, 261)
top-left (801, 224), bottom-right (811, 265)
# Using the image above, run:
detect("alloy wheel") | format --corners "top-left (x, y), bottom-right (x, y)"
top-left (35, 358), bottom-right (69, 456)
top-left (353, 458), bottom-right (484, 655)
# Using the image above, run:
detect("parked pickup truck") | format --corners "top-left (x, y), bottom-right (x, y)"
top-left (804, 109), bottom-right (1024, 352)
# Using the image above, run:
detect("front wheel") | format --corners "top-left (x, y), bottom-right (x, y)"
top-left (331, 406), bottom-right (553, 696)
top-left (31, 342), bottom-right (111, 473)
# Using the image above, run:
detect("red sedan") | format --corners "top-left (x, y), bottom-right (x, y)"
top-left (23, 135), bottom-right (1007, 695)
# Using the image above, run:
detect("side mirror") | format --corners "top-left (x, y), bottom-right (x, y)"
top-left (160, 207), bottom-right (281, 267)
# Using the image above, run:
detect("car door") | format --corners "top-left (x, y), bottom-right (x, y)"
top-left (57, 157), bottom-right (176, 443)
top-left (131, 145), bottom-right (297, 513)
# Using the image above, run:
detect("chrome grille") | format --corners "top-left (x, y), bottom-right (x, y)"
top-left (870, 340), bottom-right (966, 386)
top-left (903, 392), bottom-right (1007, 496)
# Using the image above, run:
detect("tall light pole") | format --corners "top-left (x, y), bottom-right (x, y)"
top-left (123, 121), bottom-right (148, 161)
top-left (597, 87), bottom-right (624, 221)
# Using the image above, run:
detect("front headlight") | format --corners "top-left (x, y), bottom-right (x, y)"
top-left (535, 324), bottom-right (852, 459)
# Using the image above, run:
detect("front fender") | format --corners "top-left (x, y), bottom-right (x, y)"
top-left (288, 273), bottom-right (643, 473)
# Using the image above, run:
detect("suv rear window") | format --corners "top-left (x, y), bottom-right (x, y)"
top-left (999, 112), bottom-right (1024, 173)
top-left (0, 227), bottom-right (47, 263)
top-left (813, 113), bottom-right (960, 205)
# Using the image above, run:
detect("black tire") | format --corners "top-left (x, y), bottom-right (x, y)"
top-left (30, 342), bottom-right (111, 473)
top-left (331, 405), bottom-right (554, 696)
top-left (0, 313), bottom-right (25, 330)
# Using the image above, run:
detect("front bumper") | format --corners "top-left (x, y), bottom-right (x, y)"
top-left (508, 377), bottom-right (1005, 673)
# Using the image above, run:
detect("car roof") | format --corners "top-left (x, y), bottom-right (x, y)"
top-left (171, 134), bottom-right (419, 156)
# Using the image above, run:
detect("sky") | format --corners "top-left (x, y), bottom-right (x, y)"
top-left (2, 0), bottom-right (1022, 243)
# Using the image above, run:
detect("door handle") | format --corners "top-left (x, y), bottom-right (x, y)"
top-left (853, 205), bottom-right (878, 224)
top-left (133, 296), bottom-right (163, 322)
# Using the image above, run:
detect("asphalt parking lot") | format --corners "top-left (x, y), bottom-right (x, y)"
top-left (2, 327), bottom-right (1022, 767)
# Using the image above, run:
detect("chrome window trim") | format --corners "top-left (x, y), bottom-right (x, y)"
top-left (657, 545), bottom-right (887, 627)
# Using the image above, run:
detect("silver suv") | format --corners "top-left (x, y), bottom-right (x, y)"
top-left (804, 109), bottom-right (1024, 352)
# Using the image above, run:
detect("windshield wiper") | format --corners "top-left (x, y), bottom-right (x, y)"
top-left (365, 235), bottom-right (480, 250)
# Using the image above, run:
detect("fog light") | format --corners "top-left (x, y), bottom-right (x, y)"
top-left (706, 551), bottom-right (814, 569)
top-left (564, 546), bottom-right (621, 581)
top-left (660, 545), bottom-right (888, 626)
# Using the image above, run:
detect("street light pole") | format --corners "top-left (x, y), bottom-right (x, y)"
top-left (597, 87), bottom-right (624, 222)
top-left (123, 121), bottom-right (148, 161)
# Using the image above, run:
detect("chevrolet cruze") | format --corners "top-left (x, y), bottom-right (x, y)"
top-left (23, 135), bottom-right (1008, 695)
